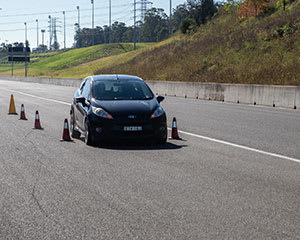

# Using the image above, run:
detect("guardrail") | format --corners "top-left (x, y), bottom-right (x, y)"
top-left (0, 76), bottom-right (299, 110)
top-left (147, 81), bottom-right (300, 109)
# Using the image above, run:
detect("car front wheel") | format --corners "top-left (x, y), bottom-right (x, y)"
top-left (70, 112), bottom-right (81, 139)
top-left (85, 120), bottom-right (95, 146)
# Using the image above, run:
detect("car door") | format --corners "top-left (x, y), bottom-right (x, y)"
top-left (78, 78), bottom-right (92, 130)
top-left (75, 78), bottom-right (91, 130)
top-left (74, 78), bottom-right (86, 130)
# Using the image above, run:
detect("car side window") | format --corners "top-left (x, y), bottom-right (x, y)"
top-left (79, 78), bottom-right (89, 93)
top-left (81, 80), bottom-right (91, 99)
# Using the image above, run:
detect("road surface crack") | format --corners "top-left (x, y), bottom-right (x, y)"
top-left (31, 185), bottom-right (60, 226)
top-left (24, 132), bottom-right (62, 227)
top-left (31, 186), bottom-right (48, 217)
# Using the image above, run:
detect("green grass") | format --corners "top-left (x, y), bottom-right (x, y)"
top-left (0, 63), bottom-right (24, 73)
top-left (9, 42), bottom-right (151, 78)
top-left (31, 50), bottom-right (63, 57)
top-left (32, 43), bottom-right (150, 71)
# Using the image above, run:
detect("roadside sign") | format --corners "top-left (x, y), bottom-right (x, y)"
top-left (8, 47), bottom-right (30, 62)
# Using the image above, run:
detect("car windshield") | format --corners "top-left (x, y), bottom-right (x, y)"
top-left (92, 80), bottom-right (154, 100)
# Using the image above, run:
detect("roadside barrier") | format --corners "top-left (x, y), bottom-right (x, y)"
top-left (60, 118), bottom-right (73, 142)
top-left (19, 104), bottom-right (28, 120)
top-left (169, 117), bottom-right (182, 140)
top-left (8, 94), bottom-right (17, 115)
top-left (33, 111), bottom-right (43, 130)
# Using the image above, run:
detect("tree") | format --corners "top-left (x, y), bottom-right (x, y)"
top-left (173, 4), bottom-right (189, 32)
top-left (141, 8), bottom-right (169, 42)
top-left (180, 18), bottom-right (197, 33)
top-left (187, 0), bottom-right (217, 25)
top-left (13, 42), bottom-right (24, 47)
top-left (122, 27), bottom-right (134, 42)
top-left (111, 22), bottom-right (127, 43)
top-left (238, 0), bottom-right (268, 19)
top-left (52, 41), bottom-right (60, 50)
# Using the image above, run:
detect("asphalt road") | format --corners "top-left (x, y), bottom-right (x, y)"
top-left (0, 80), bottom-right (300, 239)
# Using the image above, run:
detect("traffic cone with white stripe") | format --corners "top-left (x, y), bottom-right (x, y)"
top-left (33, 111), bottom-right (43, 129)
top-left (169, 117), bottom-right (182, 140)
top-left (60, 118), bottom-right (73, 142)
top-left (8, 94), bottom-right (17, 115)
top-left (19, 104), bottom-right (28, 120)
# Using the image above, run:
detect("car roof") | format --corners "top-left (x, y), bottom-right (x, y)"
top-left (91, 74), bottom-right (144, 82)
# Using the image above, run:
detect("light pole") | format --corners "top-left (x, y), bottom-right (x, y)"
top-left (77, 6), bottom-right (80, 48)
top-left (24, 22), bottom-right (27, 44)
top-left (41, 29), bottom-right (45, 46)
top-left (36, 19), bottom-right (39, 48)
top-left (134, 0), bottom-right (136, 50)
top-left (24, 22), bottom-right (28, 77)
top-left (91, 0), bottom-right (95, 45)
top-left (169, 0), bottom-right (172, 36)
top-left (63, 11), bottom-right (66, 49)
top-left (109, 0), bottom-right (112, 43)
top-left (48, 15), bottom-right (52, 50)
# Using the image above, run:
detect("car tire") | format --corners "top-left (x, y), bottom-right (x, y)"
top-left (85, 120), bottom-right (95, 146)
top-left (70, 112), bottom-right (81, 139)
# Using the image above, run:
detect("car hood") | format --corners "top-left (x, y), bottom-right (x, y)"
top-left (92, 98), bottom-right (158, 117)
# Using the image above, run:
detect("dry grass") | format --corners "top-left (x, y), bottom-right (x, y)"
top-left (92, 1), bottom-right (300, 85)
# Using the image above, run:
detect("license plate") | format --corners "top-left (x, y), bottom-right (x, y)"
top-left (123, 126), bottom-right (142, 131)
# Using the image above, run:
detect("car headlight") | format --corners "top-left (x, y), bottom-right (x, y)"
top-left (92, 106), bottom-right (113, 119)
top-left (151, 106), bottom-right (164, 118)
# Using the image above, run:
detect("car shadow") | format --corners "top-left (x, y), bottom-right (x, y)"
top-left (79, 138), bottom-right (187, 150)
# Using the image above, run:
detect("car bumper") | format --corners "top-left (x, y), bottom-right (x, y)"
top-left (87, 114), bottom-right (167, 143)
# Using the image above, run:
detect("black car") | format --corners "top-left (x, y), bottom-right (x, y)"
top-left (70, 75), bottom-right (167, 146)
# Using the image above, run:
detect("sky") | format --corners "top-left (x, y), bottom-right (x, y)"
top-left (0, 0), bottom-right (185, 49)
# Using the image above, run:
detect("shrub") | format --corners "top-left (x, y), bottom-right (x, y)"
top-left (180, 18), bottom-right (197, 34)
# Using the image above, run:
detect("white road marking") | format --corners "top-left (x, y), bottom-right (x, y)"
top-left (9, 89), bottom-right (70, 106)
top-left (168, 128), bottom-right (300, 164)
top-left (9, 88), bottom-right (300, 164)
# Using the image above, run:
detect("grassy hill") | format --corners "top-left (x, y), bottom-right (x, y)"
top-left (2, 43), bottom-right (151, 78)
top-left (2, 0), bottom-right (300, 85)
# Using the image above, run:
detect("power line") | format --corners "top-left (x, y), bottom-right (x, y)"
top-left (0, 4), bottom-right (133, 18)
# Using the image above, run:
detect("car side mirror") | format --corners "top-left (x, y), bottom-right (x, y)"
top-left (75, 96), bottom-right (85, 104)
top-left (75, 96), bottom-right (90, 107)
top-left (156, 95), bottom-right (164, 103)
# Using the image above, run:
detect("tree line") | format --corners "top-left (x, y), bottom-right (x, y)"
top-left (74, 0), bottom-right (218, 48)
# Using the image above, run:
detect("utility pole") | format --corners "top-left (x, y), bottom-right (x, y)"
top-left (137, 0), bottom-right (152, 41)
top-left (169, 0), bottom-right (172, 36)
top-left (48, 15), bottom-right (52, 50)
top-left (140, 0), bottom-right (152, 23)
top-left (91, 0), bottom-right (95, 45)
top-left (52, 18), bottom-right (59, 49)
top-left (41, 29), bottom-right (45, 46)
top-left (63, 11), bottom-right (66, 49)
top-left (134, 0), bottom-right (136, 50)
top-left (36, 19), bottom-right (39, 48)
top-left (77, 6), bottom-right (80, 48)
top-left (109, 0), bottom-right (112, 43)
top-left (24, 22), bottom-right (28, 77)
top-left (24, 22), bottom-right (27, 44)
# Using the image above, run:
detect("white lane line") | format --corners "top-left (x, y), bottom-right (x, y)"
top-left (9, 89), bottom-right (70, 106)
top-left (9, 88), bottom-right (300, 164)
top-left (168, 128), bottom-right (300, 164)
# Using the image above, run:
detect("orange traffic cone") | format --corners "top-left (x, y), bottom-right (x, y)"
top-left (60, 118), bottom-right (73, 142)
top-left (33, 111), bottom-right (43, 129)
top-left (8, 94), bottom-right (17, 115)
top-left (19, 104), bottom-right (28, 120)
top-left (169, 117), bottom-right (182, 140)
